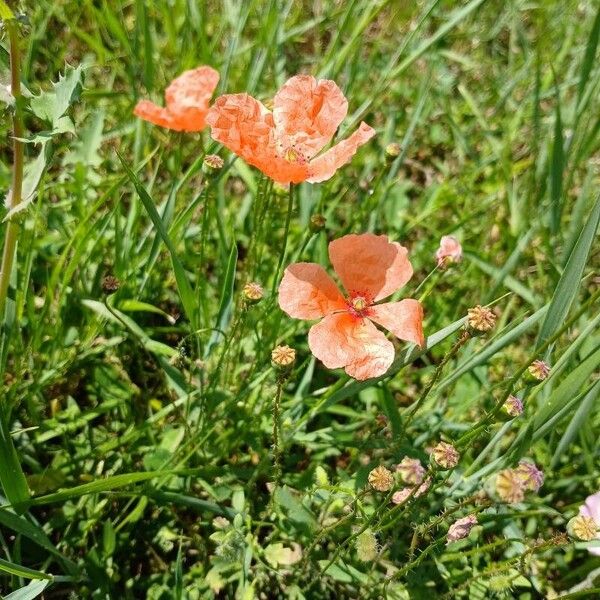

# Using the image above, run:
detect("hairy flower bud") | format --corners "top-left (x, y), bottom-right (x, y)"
top-left (432, 441), bottom-right (460, 470)
top-left (514, 460), bottom-right (544, 492)
top-left (396, 457), bottom-right (426, 485)
top-left (242, 282), bottom-right (263, 304)
top-left (567, 515), bottom-right (598, 541)
top-left (355, 530), bottom-right (378, 562)
top-left (368, 465), bottom-right (394, 492)
top-left (446, 514), bottom-right (478, 544)
top-left (271, 345), bottom-right (296, 370)
top-left (385, 142), bottom-right (401, 161)
top-left (501, 395), bottom-right (524, 419)
top-left (527, 359), bottom-right (550, 383)
top-left (466, 305), bottom-right (496, 334)
top-left (102, 275), bottom-right (120, 294)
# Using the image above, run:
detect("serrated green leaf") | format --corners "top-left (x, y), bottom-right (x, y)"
top-left (29, 64), bottom-right (84, 131)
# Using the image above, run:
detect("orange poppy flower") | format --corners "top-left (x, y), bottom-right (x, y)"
top-left (134, 66), bottom-right (219, 132)
top-left (278, 233), bottom-right (425, 380)
top-left (205, 75), bottom-right (375, 184)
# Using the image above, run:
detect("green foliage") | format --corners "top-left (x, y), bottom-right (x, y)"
top-left (0, 0), bottom-right (598, 598)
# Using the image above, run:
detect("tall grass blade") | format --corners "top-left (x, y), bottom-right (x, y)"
top-left (537, 193), bottom-right (600, 346)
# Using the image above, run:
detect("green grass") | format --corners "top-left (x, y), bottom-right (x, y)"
top-left (0, 0), bottom-right (599, 597)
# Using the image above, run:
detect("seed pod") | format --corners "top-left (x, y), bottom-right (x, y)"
top-left (466, 305), bottom-right (496, 335)
top-left (242, 282), bottom-right (264, 304)
top-left (202, 154), bottom-right (224, 174)
top-left (271, 345), bottom-right (296, 371)
top-left (567, 515), bottom-right (598, 541)
top-left (368, 465), bottom-right (394, 492)
top-left (431, 441), bottom-right (460, 470)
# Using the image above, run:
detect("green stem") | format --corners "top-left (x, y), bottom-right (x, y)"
top-left (0, 20), bottom-right (24, 322)
top-left (271, 183), bottom-right (294, 296)
top-left (272, 376), bottom-right (284, 490)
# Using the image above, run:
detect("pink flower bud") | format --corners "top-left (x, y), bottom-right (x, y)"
top-left (446, 514), bottom-right (478, 543)
top-left (435, 235), bottom-right (462, 268)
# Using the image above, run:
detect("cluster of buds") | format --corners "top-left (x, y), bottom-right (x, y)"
top-left (431, 441), bottom-right (460, 470)
top-left (487, 459), bottom-right (544, 504)
top-left (526, 359), bottom-right (550, 383)
top-left (446, 514), bottom-right (478, 544)
top-left (466, 305), bottom-right (496, 335)
top-left (368, 465), bottom-right (394, 492)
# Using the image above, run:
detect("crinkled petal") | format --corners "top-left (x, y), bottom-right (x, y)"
top-left (369, 299), bottom-right (425, 347)
top-left (278, 263), bottom-right (347, 319)
top-left (307, 122), bottom-right (375, 183)
top-left (308, 313), bottom-right (395, 380)
top-left (206, 93), bottom-right (309, 184)
top-left (134, 66), bottom-right (219, 132)
top-left (273, 75), bottom-right (348, 160)
top-left (165, 66), bottom-right (219, 111)
top-left (134, 100), bottom-right (177, 129)
top-left (328, 233), bottom-right (413, 302)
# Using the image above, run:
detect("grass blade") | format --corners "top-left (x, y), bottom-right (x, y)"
top-left (537, 193), bottom-right (600, 346)
top-left (0, 416), bottom-right (29, 509)
top-left (117, 152), bottom-right (198, 329)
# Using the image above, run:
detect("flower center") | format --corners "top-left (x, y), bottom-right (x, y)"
top-left (283, 146), bottom-right (307, 164)
top-left (347, 293), bottom-right (372, 317)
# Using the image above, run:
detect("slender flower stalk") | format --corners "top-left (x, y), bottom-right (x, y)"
top-left (0, 19), bottom-right (24, 322)
top-left (271, 183), bottom-right (295, 295)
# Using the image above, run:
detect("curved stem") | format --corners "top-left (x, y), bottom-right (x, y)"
top-left (0, 19), bottom-right (24, 322)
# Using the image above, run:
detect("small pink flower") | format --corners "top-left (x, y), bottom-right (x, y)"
top-left (435, 235), bottom-right (462, 268)
top-left (580, 490), bottom-right (600, 556)
top-left (446, 514), bottom-right (478, 544)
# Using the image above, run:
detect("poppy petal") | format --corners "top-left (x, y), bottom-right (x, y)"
top-left (273, 75), bottom-right (348, 160)
top-left (165, 66), bottom-right (219, 112)
top-left (279, 263), bottom-right (347, 319)
top-left (161, 66), bottom-right (219, 131)
top-left (328, 233), bottom-right (413, 302)
top-left (134, 100), bottom-right (176, 129)
top-left (369, 299), bottom-right (425, 347)
top-left (307, 122), bottom-right (375, 183)
top-left (308, 313), bottom-right (395, 380)
top-left (206, 94), bottom-right (309, 184)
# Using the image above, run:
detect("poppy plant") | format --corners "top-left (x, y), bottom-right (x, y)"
top-left (278, 233), bottom-right (424, 380)
top-left (205, 74), bottom-right (375, 184)
top-left (134, 66), bottom-right (219, 132)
